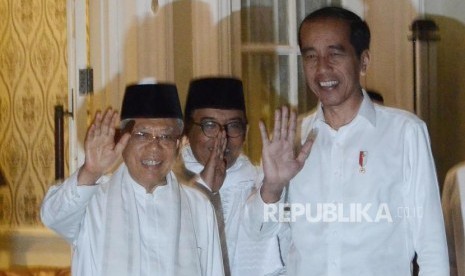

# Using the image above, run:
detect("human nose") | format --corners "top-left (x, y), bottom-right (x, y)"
top-left (316, 56), bottom-right (331, 72)
top-left (144, 135), bottom-right (164, 148)
top-left (219, 128), bottom-right (229, 139)
top-left (217, 124), bottom-right (225, 132)
top-left (146, 139), bottom-right (161, 149)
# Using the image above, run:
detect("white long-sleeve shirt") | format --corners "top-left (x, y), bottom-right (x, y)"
top-left (41, 164), bottom-right (224, 276)
top-left (246, 91), bottom-right (449, 276)
top-left (177, 146), bottom-right (287, 276)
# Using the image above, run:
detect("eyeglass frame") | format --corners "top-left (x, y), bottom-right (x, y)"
top-left (129, 131), bottom-right (180, 148)
top-left (191, 120), bottom-right (246, 138)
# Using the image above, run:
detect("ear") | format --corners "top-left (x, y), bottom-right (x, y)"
top-left (359, 50), bottom-right (370, 76)
top-left (242, 122), bottom-right (249, 140)
top-left (174, 137), bottom-right (184, 157)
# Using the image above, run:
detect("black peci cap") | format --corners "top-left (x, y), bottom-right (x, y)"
top-left (184, 77), bottom-right (246, 122)
top-left (121, 83), bottom-right (183, 120)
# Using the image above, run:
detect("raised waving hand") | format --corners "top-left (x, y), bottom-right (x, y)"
top-left (78, 109), bottom-right (130, 185)
top-left (259, 106), bottom-right (314, 203)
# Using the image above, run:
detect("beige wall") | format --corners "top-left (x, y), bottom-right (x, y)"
top-left (425, 0), bottom-right (465, 187)
top-left (362, 0), bottom-right (417, 112)
top-left (0, 0), bottom-right (71, 269)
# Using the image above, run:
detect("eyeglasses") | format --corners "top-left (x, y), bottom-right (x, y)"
top-left (130, 131), bottom-right (179, 148)
top-left (193, 121), bottom-right (245, 138)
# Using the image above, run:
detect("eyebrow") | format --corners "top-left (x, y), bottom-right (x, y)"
top-left (328, 44), bottom-right (346, 52)
top-left (300, 47), bottom-right (315, 55)
top-left (200, 116), bottom-right (244, 122)
top-left (134, 126), bottom-right (175, 133)
top-left (199, 116), bottom-right (216, 121)
top-left (301, 44), bottom-right (346, 54)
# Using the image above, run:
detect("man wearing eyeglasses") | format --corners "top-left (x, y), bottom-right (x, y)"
top-left (175, 77), bottom-right (287, 276)
top-left (41, 83), bottom-right (224, 276)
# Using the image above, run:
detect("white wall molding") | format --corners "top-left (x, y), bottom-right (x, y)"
top-left (67, 0), bottom-right (88, 172)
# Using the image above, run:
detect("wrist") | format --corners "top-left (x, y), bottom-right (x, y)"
top-left (77, 166), bottom-right (103, 186)
top-left (199, 171), bottom-right (223, 192)
top-left (260, 182), bottom-right (284, 203)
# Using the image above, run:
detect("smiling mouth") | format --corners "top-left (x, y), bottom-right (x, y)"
top-left (319, 80), bottom-right (339, 88)
top-left (141, 160), bottom-right (161, 166)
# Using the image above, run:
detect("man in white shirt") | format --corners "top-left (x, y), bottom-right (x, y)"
top-left (41, 83), bottom-right (224, 276)
top-left (246, 6), bottom-right (449, 276)
top-left (175, 77), bottom-right (287, 276)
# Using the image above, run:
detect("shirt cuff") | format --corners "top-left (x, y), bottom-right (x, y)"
top-left (250, 186), bottom-right (285, 219)
top-left (75, 180), bottom-right (101, 201)
top-left (64, 171), bottom-right (105, 203)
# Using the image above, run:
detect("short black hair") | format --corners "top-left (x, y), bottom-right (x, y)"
top-left (367, 90), bottom-right (384, 104)
top-left (298, 6), bottom-right (370, 58)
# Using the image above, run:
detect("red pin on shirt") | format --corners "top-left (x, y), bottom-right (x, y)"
top-left (359, 151), bottom-right (367, 173)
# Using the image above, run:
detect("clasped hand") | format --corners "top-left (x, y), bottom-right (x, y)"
top-left (200, 131), bottom-right (227, 193)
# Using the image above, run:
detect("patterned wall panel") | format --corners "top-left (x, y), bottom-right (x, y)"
top-left (0, 0), bottom-right (67, 226)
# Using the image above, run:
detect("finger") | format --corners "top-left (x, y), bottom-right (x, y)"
top-left (86, 123), bottom-right (96, 142)
top-left (208, 136), bottom-right (220, 164)
top-left (273, 109), bottom-right (282, 141)
top-left (259, 121), bottom-right (270, 146)
top-left (111, 111), bottom-right (119, 127)
top-left (101, 108), bottom-right (114, 135)
top-left (108, 111), bottom-right (119, 138)
top-left (296, 134), bottom-right (314, 164)
top-left (217, 132), bottom-right (227, 186)
top-left (217, 159), bottom-right (226, 175)
top-left (219, 131), bottom-right (227, 160)
top-left (287, 110), bottom-right (297, 144)
top-left (215, 131), bottom-right (222, 155)
top-left (93, 112), bottom-right (103, 136)
top-left (280, 106), bottom-right (289, 140)
top-left (114, 132), bottom-right (131, 154)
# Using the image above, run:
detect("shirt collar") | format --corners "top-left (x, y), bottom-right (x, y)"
top-left (125, 165), bottom-right (170, 195)
top-left (315, 88), bottom-right (377, 127)
top-left (359, 89), bottom-right (377, 127)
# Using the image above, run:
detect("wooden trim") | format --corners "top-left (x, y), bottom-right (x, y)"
top-left (67, 0), bottom-right (88, 172)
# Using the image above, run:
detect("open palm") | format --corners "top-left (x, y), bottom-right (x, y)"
top-left (79, 109), bottom-right (130, 185)
top-left (260, 107), bottom-right (313, 202)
